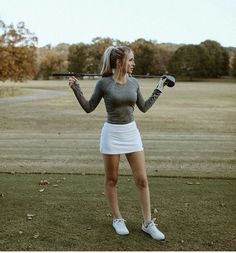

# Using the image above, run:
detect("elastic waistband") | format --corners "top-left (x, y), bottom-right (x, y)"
top-left (103, 121), bottom-right (137, 131)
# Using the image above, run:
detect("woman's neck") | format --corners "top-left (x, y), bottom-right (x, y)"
top-left (113, 71), bottom-right (127, 84)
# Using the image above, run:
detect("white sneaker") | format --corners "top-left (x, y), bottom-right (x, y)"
top-left (112, 218), bottom-right (129, 235)
top-left (142, 218), bottom-right (165, 240)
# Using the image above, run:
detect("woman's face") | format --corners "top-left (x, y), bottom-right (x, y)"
top-left (126, 52), bottom-right (135, 74)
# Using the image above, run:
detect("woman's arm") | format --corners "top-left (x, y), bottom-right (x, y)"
top-left (136, 86), bottom-right (161, 112)
top-left (135, 76), bottom-right (167, 112)
top-left (70, 81), bottom-right (103, 113)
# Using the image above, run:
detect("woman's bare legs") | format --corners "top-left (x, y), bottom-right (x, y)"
top-left (125, 151), bottom-right (151, 223)
top-left (103, 154), bottom-right (122, 219)
top-left (103, 151), bottom-right (151, 222)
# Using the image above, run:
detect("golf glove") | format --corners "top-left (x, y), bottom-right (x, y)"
top-left (155, 75), bottom-right (167, 93)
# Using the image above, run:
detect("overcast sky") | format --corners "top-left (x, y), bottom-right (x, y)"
top-left (1, 0), bottom-right (235, 47)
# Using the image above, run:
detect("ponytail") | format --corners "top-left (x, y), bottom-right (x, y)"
top-left (100, 45), bottom-right (133, 78)
top-left (100, 46), bottom-right (116, 77)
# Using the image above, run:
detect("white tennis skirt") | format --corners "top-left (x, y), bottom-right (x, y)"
top-left (100, 121), bottom-right (144, 154)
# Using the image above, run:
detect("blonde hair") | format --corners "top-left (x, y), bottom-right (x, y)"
top-left (100, 46), bottom-right (133, 80)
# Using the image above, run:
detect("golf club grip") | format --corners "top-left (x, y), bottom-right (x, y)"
top-left (51, 73), bottom-right (163, 78)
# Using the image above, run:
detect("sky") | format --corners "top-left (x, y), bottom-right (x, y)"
top-left (1, 0), bottom-right (236, 47)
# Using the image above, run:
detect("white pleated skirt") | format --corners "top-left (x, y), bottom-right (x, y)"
top-left (100, 121), bottom-right (144, 154)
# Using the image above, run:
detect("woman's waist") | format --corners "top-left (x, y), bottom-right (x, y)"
top-left (106, 107), bottom-right (134, 125)
top-left (103, 120), bottom-right (137, 131)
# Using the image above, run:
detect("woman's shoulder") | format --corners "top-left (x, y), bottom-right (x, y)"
top-left (95, 76), bottom-right (113, 90)
top-left (97, 76), bottom-right (113, 85)
top-left (128, 75), bottom-right (139, 87)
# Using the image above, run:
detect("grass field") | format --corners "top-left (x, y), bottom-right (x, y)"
top-left (0, 79), bottom-right (235, 178)
top-left (0, 79), bottom-right (236, 250)
top-left (0, 86), bottom-right (23, 98)
top-left (0, 174), bottom-right (235, 251)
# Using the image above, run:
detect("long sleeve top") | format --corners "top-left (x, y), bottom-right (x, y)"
top-left (71, 75), bottom-right (161, 124)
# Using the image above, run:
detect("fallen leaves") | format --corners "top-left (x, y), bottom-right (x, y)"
top-left (33, 233), bottom-right (39, 239)
top-left (26, 214), bottom-right (35, 220)
top-left (153, 208), bottom-right (158, 214)
top-left (37, 177), bottom-right (66, 191)
top-left (186, 181), bottom-right (201, 185)
top-left (184, 202), bottom-right (190, 208)
top-left (206, 240), bottom-right (219, 247)
top-left (18, 230), bottom-right (40, 239)
top-left (39, 179), bottom-right (49, 185)
top-left (219, 203), bottom-right (226, 207)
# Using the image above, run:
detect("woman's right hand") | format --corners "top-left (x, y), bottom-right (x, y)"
top-left (68, 76), bottom-right (78, 87)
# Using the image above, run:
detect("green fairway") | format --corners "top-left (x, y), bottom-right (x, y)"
top-left (0, 80), bottom-right (235, 178)
top-left (0, 174), bottom-right (235, 251)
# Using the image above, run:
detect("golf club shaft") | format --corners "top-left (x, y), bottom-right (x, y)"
top-left (51, 73), bottom-right (162, 78)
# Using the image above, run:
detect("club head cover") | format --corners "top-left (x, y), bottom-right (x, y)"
top-left (162, 75), bottom-right (176, 87)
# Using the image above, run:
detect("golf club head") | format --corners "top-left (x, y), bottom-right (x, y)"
top-left (162, 75), bottom-right (176, 87)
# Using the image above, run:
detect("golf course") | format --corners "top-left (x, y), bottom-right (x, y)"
top-left (0, 79), bottom-right (235, 250)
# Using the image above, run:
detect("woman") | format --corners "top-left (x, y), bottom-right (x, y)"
top-left (68, 46), bottom-right (166, 240)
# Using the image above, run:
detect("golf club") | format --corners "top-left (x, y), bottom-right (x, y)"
top-left (51, 73), bottom-right (176, 87)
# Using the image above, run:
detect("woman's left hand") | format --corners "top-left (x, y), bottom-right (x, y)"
top-left (155, 76), bottom-right (167, 92)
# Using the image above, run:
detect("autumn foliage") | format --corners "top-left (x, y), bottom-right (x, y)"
top-left (0, 19), bottom-right (234, 82)
top-left (0, 20), bottom-right (38, 81)
top-left (36, 44), bottom-right (68, 80)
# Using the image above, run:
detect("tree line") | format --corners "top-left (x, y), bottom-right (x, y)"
top-left (1, 20), bottom-right (236, 82)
